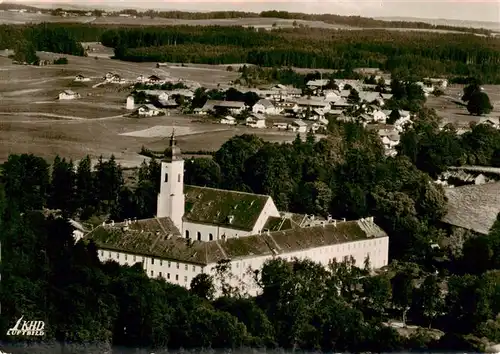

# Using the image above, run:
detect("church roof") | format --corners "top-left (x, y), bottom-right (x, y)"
top-left (85, 218), bottom-right (388, 266)
top-left (183, 185), bottom-right (269, 231)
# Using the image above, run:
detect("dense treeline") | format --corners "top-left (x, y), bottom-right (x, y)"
top-left (102, 26), bottom-right (500, 83)
top-left (0, 23), bottom-right (88, 56)
top-left (258, 10), bottom-right (492, 35)
top-left (1, 22), bottom-right (500, 82)
top-left (2, 115), bottom-right (500, 349)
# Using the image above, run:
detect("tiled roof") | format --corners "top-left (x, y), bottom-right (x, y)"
top-left (184, 185), bottom-right (269, 231)
top-left (255, 99), bottom-right (273, 108)
top-left (441, 182), bottom-right (500, 235)
top-left (86, 218), bottom-right (388, 265)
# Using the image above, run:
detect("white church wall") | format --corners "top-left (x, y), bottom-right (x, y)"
top-left (212, 236), bottom-right (389, 296)
top-left (251, 197), bottom-right (281, 234)
top-left (96, 235), bottom-right (388, 296)
top-left (97, 249), bottom-right (205, 288)
top-left (182, 221), bottom-right (253, 241)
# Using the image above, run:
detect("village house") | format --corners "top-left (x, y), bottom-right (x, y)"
top-left (84, 134), bottom-right (389, 295)
top-left (220, 116), bottom-right (236, 125)
top-left (371, 109), bottom-right (388, 123)
top-left (323, 90), bottom-right (341, 101)
top-left (273, 122), bottom-right (289, 130)
top-left (477, 117), bottom-right (500, 129)
top-left (136, 104), bottom-right (162, 117)
top-left (252, 99), bottom-right (282, 115)
top-left (74, 74), bottom-right (91, 82)
top-left (359, 91), bottom-right (382, 105)
top-left (148, 75), bottom-right (163, 84)
top-left (105, 73), bottom-right (127, 84)
top-left (201, 100), bottom-right (246, 115)
top-left (138, 90), bottom-right (170, 102)
top-left (289, 119), bottom-right (308, 133)
top-left (331, 98), bottom-right (351, 109)
top-left (58, 90), bottom-right (80, 100)
top-left (294, 98), bottom-right (331, 114)
top-left (377, 128), bottom-right (400, 156)
top-left (246, 114), bottom-right (266, 128)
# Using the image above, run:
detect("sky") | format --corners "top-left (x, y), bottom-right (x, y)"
top-left (8, 0), bottom-right (500, 23)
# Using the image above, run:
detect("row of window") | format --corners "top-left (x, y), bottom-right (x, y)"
top-left (100, 251), bottom-right (198, 272)
top-left (185, 230), bottom-right (214, 241)
top-left (152, 271), bottom-right (188, 283)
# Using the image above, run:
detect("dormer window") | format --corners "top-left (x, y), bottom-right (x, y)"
top-left (227, 215), bottom-right (234, 224)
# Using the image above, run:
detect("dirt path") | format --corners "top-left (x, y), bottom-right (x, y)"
top-left (0, 112), bottom-right (126, 123)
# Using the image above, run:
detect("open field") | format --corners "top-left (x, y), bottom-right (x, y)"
top-left (426, 85), bottom-right (500, 127)
top-left (0, 52), bottom-right (297, 166)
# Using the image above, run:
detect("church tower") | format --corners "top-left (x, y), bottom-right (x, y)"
top-left (157, 130), bottom-right (185, 233)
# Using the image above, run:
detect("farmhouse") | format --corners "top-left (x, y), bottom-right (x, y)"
top-left (246, 114), bottom-right (266, 128)
top-left (136, 104), bottom-right (162, 117)
top-left (220, 116), bottom-right (236, 125)
top-left (252, 99), bottom-right (281, 115)
top-left (290, 119), bottom-right (308, 133)
top-left (202, 100), bottom-right (246, 115)
top-left (58, 90), bottom-right (80, 100)
top-left (273, 122), bottom-right (289, 130)
top-left (148, 75), bottom-right (163, 84)
top-left (74, 74), bottom-right (91, 82)
top-left (85, 134), bottom-right (389, 295)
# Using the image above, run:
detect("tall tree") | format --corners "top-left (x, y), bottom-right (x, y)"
top-left (48, 156), bottom-right (76, 216)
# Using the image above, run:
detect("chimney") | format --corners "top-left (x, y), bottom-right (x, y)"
top-left (111, 220), bottom-right (114, 226)
top-left (334, 220), bottom-right (337, 227)
top-left (342, 218), bottom-right (346, 222)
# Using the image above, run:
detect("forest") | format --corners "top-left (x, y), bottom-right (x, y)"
top-left (102, 26), bottom-right (500, 83)
top-left (2, 94), bottom-right (500, 349)
top-left (1, 23), bottom-right (500, 82)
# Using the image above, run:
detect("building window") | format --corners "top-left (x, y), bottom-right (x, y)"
top-left (192, 265), bottom-right (196, 272)
top-left (164, 173), bottom-right (168, 182)
top-left (168, 261), bottom-right (171, 268)
top-left (167, 273), bottom-right (170, 279)
top-left (184, 276), bottom-right (188, 282)
top-left (209, 233), bottom-right (213, 241)
top-left (160, 260), bottom-right (163, 266)
top-left (197, 232), bottom-right (201, 240)
top-left (178, 174), bottom-right (181, 182)
top-left (116, 253), bottom-right (120, 259)
top-left (176, 263), bottom-right (179, 269)
top-left (185, 264), bottom-right (188, 271)
top-left (175, 274), bottom-right (179, 281)
top-left (124, 254), bottom-right (127, 260)
top-left (151, 258), bottom-right (154, 265)
top-left (150, 271), bottom-right (154, 277)
top-left (159, 272), bottom-right (162, 278)
top-left (185, 230), bottom-right (190, 239)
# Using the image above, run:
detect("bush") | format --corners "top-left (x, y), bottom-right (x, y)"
top-left (53, 57), bottom-right (68, 64)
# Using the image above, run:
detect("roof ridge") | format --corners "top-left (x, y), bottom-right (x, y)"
top-left (185, 185), bottom-right (271, 198)
top-left (155, 216), bottom-right (171, 236)
top-left (215, 240), bottom-right (228, 259)
top-left (266, 232), bottom-right (283, 252)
